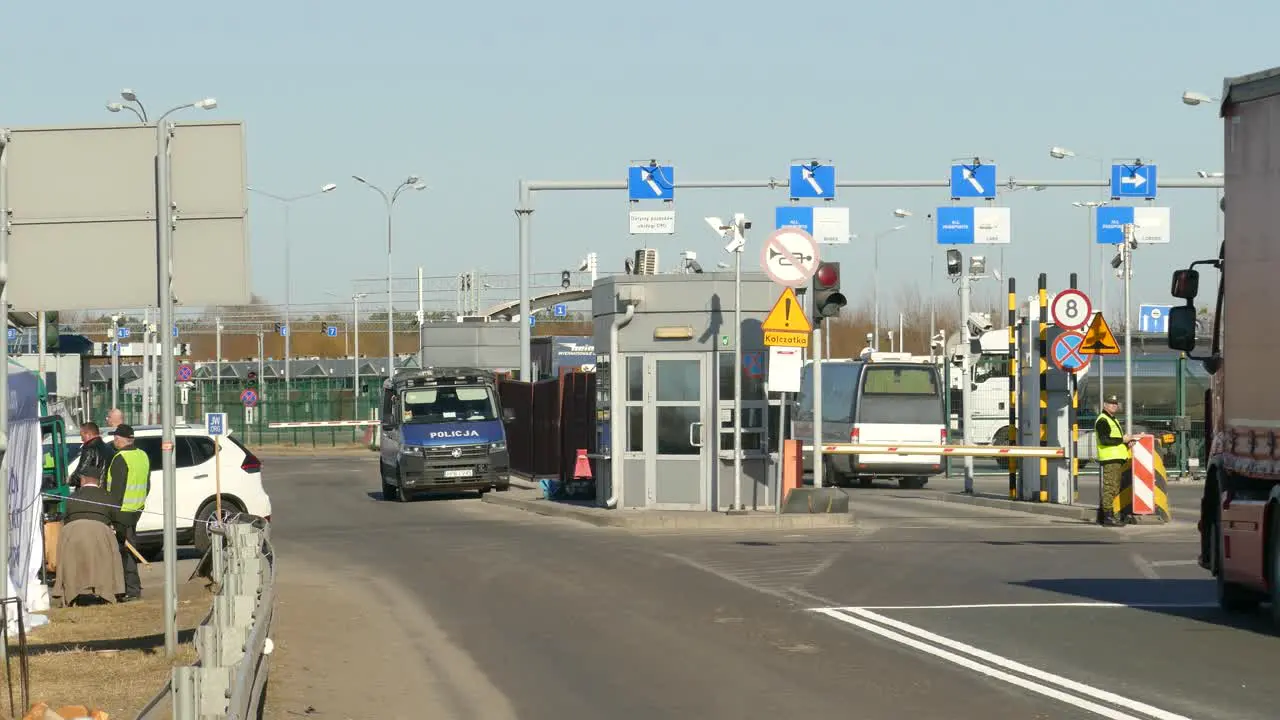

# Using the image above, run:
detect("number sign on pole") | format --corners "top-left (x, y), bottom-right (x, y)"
top-left (1050, 288), bottom-right (1092, 330)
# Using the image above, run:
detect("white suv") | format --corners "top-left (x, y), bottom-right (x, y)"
top-left (69, 425), bottom-right (272, 555)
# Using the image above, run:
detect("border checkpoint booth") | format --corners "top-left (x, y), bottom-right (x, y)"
top-left (592, 273), bottom-right (787, 511)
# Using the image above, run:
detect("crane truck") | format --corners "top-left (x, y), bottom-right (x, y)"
top-left (1166, 65), bottom-right (1280, 626)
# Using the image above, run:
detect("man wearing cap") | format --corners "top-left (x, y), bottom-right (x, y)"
top-left (103, 424), bottom-right (150, 600)
top-left (1095, 395), bottom-right (1135, 527)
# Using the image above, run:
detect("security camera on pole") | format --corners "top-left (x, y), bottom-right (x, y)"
top-left (705, 213), bottom-right (751, 513)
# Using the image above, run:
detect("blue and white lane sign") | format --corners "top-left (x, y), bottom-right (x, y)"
top-left (325, 325), bottom-right (338, 337)
top-left (6, 328), bottom-right (15, 341)
top-left (774, 206), bottom-right (851, 244)
top-left (1139, 304), bottom-right (1173, 334)
top-left (935, 207), bottom-right (1011, 244)
top-left (788, 163), bottom-right (836, 200)
top-left (552, 303), bottom-right (568, 318)
top-left (1111, 163), bottom-right (1158, 199)
top-left (117, 327), bottom-right (130, 339)
top-left (1096, 206), bottom-right (1171, 244)
top-left (949, 163), bottom-right (998, 199)
top-left (627, 164), bottom-right (674, 201)
top-left (529, 315), bottom-right (537, 328)
top-left (278, 325), bottom-right (289, 337)
top-left (205, 412), bottom-right (228, 437)
top-left (172, 326), bottom-right (180, 337)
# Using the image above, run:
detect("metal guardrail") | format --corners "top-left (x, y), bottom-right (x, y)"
top-left (136, 518), bottom-right (275, 720)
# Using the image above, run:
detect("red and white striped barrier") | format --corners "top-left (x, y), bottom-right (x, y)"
top-left (268, 420), bottom-right (379, 429)
top-left (1131, 434), bottom-right (1156, 515)
top-left (808, 443), bottom-right (1066, 459)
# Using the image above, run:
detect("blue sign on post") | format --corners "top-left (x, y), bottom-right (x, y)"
top-left (1050, 331), bottom-right (1091, 373)
top-left (6, 328), bottom-right (15, 341)
top-left (205, 412), bottom-right (228, 437)
top-left (1139, 304), bottom-right (1174, 334)
top-left (325, 325), bottom-right (338, 337)
top-left (949, 163), bottom-right (998, 199)
top-left (1110, 163), bottom-right (1158, 199)
top-left (627, 164), bottom-right (674, 201)
top-left (117, 327), bottom-right (130, 339)
top-left (934, 206), bottom-right (1012, 245)
top-left (279, 325), bottom-right (289, 337)
top-left (552, 304), bottom-right (568, 318)
top-left (172, 326), bottom-right (179, 337)
top-left (240, 389), bottom-right (258, 407)
top-left (788, 163), bottom-right (836, 200)
top-left (529, 315), bottom-right (537, 328)
top-left (743, 351), bottom-right (764, 379)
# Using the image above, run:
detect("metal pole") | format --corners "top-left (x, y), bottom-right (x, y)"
top-left (215, 316), bottom-right (222, 408)
top-left (353, 295), bottom-right (361, 412)
top-left (283, 203), bottom-right (292, 397)
top-left (959, 270), bottom-right (975, 493)
top-left (110, 316), bottom-right (120, 412)
top-left (1122, 225), bottom-right (1134, 437)
top-left (155, 112), bottom-right (179, 658)
top-left (776, 392), bottom-right (788, 515)
top-left (516, 183), bottom-right (533, 380)
top-left (732, 242), bottom-right (743, 511)
top-left (141, 309), bottom-right (150, 424)
top-left (386, 201), bottom-right (394, 385)
top-left (417, 266), bottom-right (425, 368)
top-left (813, 326), bottom-right (824, 488)
top-left (0, 129), bottom-right (10, 615)
top-left (873, 237), bottom-right (880, 350)
top-left (36, 310), bottom-right (46, 394)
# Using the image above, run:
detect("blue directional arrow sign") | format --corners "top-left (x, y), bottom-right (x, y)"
top-left (788, 163), bottom-right (836, 200)
top-left (552, 303), bottom-right (568, 318)
top-left (325, 325), bottom-right (338, 337)
top-left (117, 327), bottom-right (130, 339)
top-left (1139, 304), bottom-right (1173, 334)
top-left (627, 164), bottom-right (674, 201)
top-left (949, 163), bottom-right (997, 199)
top-left (1111, 163), bottom-right (1158, 199)
top-left (6, 328), bottom-right (15, 341)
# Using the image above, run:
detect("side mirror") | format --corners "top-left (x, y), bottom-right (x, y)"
top-left (1170, 269), bottom-right (1200, 300)
top-left (1167, 305), bottom-right (1198, 353)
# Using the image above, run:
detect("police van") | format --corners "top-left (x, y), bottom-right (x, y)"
top-left (378, 367), bottom-right (513, 501)
top-left (793, 353), bottom-right (947, 489)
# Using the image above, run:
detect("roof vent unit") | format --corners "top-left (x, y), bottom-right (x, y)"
top-left (633, 248), bottom-right (659, 276)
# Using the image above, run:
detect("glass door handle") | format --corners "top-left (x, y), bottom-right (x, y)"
top-left (689, 421), bottom-right (703, 447)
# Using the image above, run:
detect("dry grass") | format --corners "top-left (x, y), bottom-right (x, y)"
top-left (5, 580), bottom-right (211, 719)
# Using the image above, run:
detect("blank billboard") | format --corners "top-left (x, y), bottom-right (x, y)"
top-left (1, 120), bottom-right (250, 311)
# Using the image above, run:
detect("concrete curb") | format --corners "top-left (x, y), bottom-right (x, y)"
top-left (481, 492), bottom-right (856, 530)
top-left (932, 492), bottom-right (1098, 522)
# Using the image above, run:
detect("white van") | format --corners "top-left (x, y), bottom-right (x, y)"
top-left (793, 357), bottom-right (947, 488)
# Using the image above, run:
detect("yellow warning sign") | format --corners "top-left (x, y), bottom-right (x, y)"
top-left (762, 287), bottom-right (812, 348)
top-left (1081, 313), bottom-right (1120, 356)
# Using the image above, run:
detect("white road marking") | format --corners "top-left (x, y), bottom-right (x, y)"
top-left (1130, 553), bottom-right (1161, 579)
top-left (822, 602), bottom-right (1216, 611)
top-left (816, 607), bottom-right (1193, 720)
top-left (1147, 559), bottom-right (1199, 568)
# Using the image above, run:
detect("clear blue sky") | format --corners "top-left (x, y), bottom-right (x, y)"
top-left (2, 0), bottom-right (1274, 317)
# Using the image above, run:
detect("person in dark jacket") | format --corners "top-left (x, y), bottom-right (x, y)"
top-left (64, 465), bottom-right (116, 526)
top-left (69, 421), bottom-right (112, 490)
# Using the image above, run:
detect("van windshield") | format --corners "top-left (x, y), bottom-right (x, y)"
top-left (858, 366), bottom-right (944, 425)
top-left (402, 385), bottom-right (498, 424)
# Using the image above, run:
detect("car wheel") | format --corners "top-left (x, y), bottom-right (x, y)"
top-left (496, 483), bottom-right (510, 492)
top-left (381, 480), bottom-right (399, 501)
top-left (194, 498), bottom-right (244, 556)
top-left (395, 466), bottom-right (413, 503)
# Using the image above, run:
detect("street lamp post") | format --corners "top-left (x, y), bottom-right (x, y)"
top-left (352, 175), bottom-right (426, 388)
top-left (1049, 146), bottom-right (1107, 299)
top-left (156, 96), bottom-right (218, 659)
top-left (870, 224), bottom-right (907, 350)
top-left (106, 88), bottom-right (149, 123)
top-left (247, 183), bottom-right (338, 406)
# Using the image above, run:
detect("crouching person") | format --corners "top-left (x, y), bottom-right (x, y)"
top-left (51, 466), bottom-right (125, 607)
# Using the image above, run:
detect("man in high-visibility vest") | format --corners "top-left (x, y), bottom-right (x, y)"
top-left (104, 424), bottom-right (150, 601)
top-left (1095, 395), bottom-right (1134, 527)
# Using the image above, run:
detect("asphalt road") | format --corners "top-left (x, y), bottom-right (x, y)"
top-left (264, 454), bottom-right (1265, 720)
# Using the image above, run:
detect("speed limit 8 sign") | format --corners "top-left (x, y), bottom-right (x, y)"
top-left (1050, 288), bottom-right (1092, 330)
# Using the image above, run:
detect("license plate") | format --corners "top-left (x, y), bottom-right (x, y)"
top-left (443, 469), bottom-right (474, 479)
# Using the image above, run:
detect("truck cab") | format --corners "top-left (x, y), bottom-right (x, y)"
top-left (378, 367), bottom-right (513, 501)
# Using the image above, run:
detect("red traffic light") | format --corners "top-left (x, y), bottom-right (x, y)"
top-left (815, 263), bottom-right (839, 288)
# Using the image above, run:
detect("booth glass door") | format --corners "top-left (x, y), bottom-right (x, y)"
top-left (646, 354), bottom-right (708, 509)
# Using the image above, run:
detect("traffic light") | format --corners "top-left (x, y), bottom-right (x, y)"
top-left (246, 370), bottom-right (258, 389)
top-left (561, 270), bottom-right (571, 289)
top-left (812, 262), bottom-right (846, 320)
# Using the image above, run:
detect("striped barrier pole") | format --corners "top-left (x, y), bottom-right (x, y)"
top-left (1038, 273), bottom-right (1048, 502)
top-left (1131, 434), bottom-right (1156, 515)
top-left (809, 443), bottom-right (1066, 459)
top-left (1007, 276), bottom-right (1018, 498)
top-left (268, 420), bottom-right (379, 429)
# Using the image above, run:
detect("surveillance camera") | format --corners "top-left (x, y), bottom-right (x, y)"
top-left (1110, 253), bottom-right (1124, 269)
top-left (743, 221), bottom-right (752, 230)
top-left (865, 332), bottom-right (874, 341)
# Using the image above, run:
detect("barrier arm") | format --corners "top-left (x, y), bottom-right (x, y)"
top-left (805, 443), bottom-right (1066, 459)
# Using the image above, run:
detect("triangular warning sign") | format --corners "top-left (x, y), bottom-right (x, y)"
top-left (762, 287), bottom-right (813, 334)
top-left (1081, 313), bottom-right (1120, 356)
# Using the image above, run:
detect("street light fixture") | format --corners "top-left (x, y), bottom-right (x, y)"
top-left (154, 95), bottom-right (217, 659)
top-left (871, 223), bottom-right (908, 350)
top-left (247, 182), bottom-right (338, 399)
top-left (1182, 91), bottom-right (1218, 106)
top-left (352, 175), bottom-right (427, 386)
